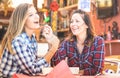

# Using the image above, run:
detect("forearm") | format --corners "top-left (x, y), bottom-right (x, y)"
top-left (44, 34), bottom-right (59, 63)
top-left (42, 25), bottom-right (60, 63)
top-left (44, 45), bottom-right (58, 63)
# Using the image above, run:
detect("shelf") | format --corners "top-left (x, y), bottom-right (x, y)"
top-left (105, 40), bottom-right (120, 44)
top-left (0, 19), bottom-right (9, 25)
top-left (56, 3), bottom-right (77, 37)
top-left (58, 4), bottom-right (78, 11)
top-left (57, 28), bottom-right (69, 32)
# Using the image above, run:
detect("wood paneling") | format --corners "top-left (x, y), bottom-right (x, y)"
top-left (105, 40), bottom-right (120, 56)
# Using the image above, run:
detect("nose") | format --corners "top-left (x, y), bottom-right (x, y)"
top-left (70, 21), bottom-right (77, 26)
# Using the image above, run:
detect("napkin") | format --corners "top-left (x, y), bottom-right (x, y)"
top-left (46, 60), bottom-right (75, 78)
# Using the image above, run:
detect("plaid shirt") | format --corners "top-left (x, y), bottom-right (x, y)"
top-left (51, 36), bottom-right (105, 75)
top-left (0, 32), bottom-right (48, 77)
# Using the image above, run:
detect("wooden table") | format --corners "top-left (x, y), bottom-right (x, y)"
top-left (104, 55), bottom-right (120, 73)
top-left (105, 55), bottom-right (120, 59)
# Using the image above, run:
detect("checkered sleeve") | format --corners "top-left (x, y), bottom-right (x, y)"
top-left (51, 41), bottom-right (68, 66)
top-left (12, 39), bottom-right (49, 75)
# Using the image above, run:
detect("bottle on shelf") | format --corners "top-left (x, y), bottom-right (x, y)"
top-left (106, 26), bottom-right (112, 41)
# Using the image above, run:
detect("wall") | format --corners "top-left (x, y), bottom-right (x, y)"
top-left (90, 0), bottom-right (120, 36)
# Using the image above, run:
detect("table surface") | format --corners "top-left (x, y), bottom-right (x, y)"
top-left (12, 55), bottom-right (120, 78)
top-left (13, 74), bottom-right (120, 78)
top-left (105, 55), bottom-right (120, 59)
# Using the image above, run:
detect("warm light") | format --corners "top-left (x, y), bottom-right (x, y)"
top-left (11, 0), bottom-right (33, 8)
top-left (37, 0), bottom-right (44, 9)
top-left (11, 0), bottom-right (44, 9)
top-left (96, 0), bottom-right (112, 8)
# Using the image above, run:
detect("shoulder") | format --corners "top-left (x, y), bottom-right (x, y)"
top-left (94, 36), bottom-right (104, 41)
top-left (94, 36), bottom-right (105, 45)
top-left (12, 33), bottom-right (28, 44)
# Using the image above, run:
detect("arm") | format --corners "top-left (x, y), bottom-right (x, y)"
top-left (51, 41), bottom-right (68, 66)
top-left (44, 35), bottom-right (59, 63)
top-left (41, 25), bottom-right (60, 63)
top-left (12, 40), bottom-right (49, 75)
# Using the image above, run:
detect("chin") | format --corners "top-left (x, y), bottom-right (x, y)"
top-left (72, 31), bottom-right (78, 35)
top-left (35, 25), bottom-right (40, 29)
top-left (73, 33), bottom-right (78, 36)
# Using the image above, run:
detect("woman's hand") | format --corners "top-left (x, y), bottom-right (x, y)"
top-left (79, 70), bottom-right (84, 75)
top-left (42, 25), bottom-right (60, 63)
top-left (42, 25), bottom-right (59, 46)
top-left (42, 25), bottom-right (53, 41)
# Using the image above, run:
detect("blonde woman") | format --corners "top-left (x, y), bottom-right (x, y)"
top-left (0, 3), bottom-right (59, 77)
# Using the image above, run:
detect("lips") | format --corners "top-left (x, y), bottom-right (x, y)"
top-left (34, 21), bottom-right (39, 24)
top-left (72, 26), bottom-right (79, 31)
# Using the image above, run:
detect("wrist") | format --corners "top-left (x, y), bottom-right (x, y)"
top-left (47, 35), bottom-right (58, 44)
top-left (46, 34), bottom-right (54, 43)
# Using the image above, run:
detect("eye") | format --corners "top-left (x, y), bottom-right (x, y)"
top-left (76, 20), bottom-right (80, 23)
top-left (70, 20), bottom-right (73, 23)
top-left (29, 14), bottom-right (33, 17)
top-left (35, 12), bottom-right (38, 15)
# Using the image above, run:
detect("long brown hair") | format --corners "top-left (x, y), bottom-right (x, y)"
top-left (66, 9), bottom-right (96, 46)
top-left (0, 3), bottom-right (33, 58)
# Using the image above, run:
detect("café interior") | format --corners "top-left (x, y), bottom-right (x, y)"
top-left (0, 0), bottom-right (120, 77)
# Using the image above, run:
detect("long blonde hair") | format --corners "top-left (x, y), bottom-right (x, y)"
top-left (0, 3), bottom-right (33, 58)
